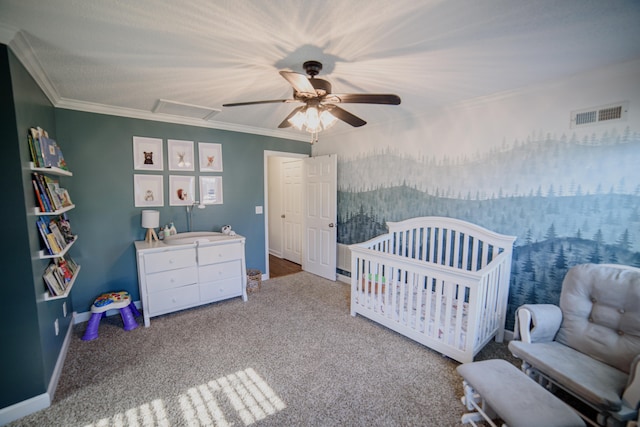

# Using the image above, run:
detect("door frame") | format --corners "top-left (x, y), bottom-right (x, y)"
top-left (263, 150), bottom-right (309, 279)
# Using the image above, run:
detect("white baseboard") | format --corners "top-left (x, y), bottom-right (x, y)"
top-left (0, 392), bottom-right (49, 426)
top-left (0, 313), bottom-right (74, 425)
top-left (503, 329), bottom-right (514, 342)
top-left (336, 273), bottom-right (350, 284)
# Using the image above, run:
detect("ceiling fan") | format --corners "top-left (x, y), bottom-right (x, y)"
top-left (222, 61), bottom-right (401, 133)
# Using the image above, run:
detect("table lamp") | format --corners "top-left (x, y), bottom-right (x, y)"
top-left (141, 209), bottom-right (160, 243)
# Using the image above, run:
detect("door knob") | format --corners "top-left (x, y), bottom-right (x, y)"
top-left (328, 223), bottom-right (335, 228)
top-left (281, 214), bottom-right (286, 218)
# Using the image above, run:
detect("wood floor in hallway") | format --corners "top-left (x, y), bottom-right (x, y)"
top-left (269, 254), bottom-right (302, 278)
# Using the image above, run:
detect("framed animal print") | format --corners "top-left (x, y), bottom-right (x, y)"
top-left (133, 136), bottom-right (163, 171)
top-left (199, 176), bottom-right (223, 205)
top-left (198, 142), bottom-right (223, 172)
top-left (134, 174), bottom-right (164, 207)
top-left (169, 175), bottom-right (195, 206)
top-left (168, 139), bottom-right (195, 171)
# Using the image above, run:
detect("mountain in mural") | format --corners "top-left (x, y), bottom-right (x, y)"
top-left (505, 236), bottom-right (639, 330)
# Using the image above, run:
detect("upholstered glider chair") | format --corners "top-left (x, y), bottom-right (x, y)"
top-left (508, 263), bottom-right (640, 427)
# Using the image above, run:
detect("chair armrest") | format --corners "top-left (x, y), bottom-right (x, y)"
top-left (623, 354), bottom-right (640, 412)
top-left (513, 304), bottom-right (562, 343)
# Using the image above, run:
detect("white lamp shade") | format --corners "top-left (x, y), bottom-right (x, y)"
top-left (141, 210), bottom-right (160, 228)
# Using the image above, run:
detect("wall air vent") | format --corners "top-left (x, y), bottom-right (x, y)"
top-left (153, 99), bottom-right (220, 121)
top-left (570, 101), bottom-right (628, 128)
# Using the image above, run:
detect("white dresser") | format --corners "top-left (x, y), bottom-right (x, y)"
top-left (134, 235), bottom-right (247, 327)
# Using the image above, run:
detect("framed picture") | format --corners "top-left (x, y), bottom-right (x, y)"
top-left (133, 136), bottom-right (163, 170)
top-left (200, 176), bottom-right (223, 205)
top-left (169, 175), bottom-right (196, 206)
top-left (134, 174), bottom-right (164, 207)
top-left (198, 142), bottom-right (223, 172)
top-left (168, 139), bottom-right (195, 171)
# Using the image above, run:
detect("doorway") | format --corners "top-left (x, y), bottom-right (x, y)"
top-left (264, 151), bottom-right (307, 279)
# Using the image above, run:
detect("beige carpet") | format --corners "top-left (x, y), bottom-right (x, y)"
top-left (10, 271), bottom-right (517, 427)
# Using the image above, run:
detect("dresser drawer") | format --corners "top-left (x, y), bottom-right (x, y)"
top-left (200, 277), bottom-right (242, 302)
top-left (198, 260), bottom-right (241, 282)
top-left (144, 248), bottom-right (196, 274)
top-left (198, 242), bottom-right (243, 265)
top-left (146, 266), bottom-right (198, 293)
top-left (147, 284), bottom-right (199, 316)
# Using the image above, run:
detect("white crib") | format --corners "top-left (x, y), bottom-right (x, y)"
top-left (350, 216), bottom-right (516, 364)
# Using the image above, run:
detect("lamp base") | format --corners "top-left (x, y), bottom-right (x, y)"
top-left (145, 228), bottom-right (159, 243)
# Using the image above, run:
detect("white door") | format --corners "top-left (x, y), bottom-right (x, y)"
top-left (282, 159), bottom-right (302, 264)
top-left (302, 154), bottom-right (337, 281)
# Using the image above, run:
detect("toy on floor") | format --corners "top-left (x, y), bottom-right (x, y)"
top-left (82, 291), bottom-right (141, 341)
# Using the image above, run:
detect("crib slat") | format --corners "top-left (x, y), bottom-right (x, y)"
top-left (443, 280), bottom-right (454, 345)
top-left (407, 271), bottom-right (415, 327)
top-left (454, 284), bottom-right (466, 350)
top-left (452, 231), bottom-right (461, 269)
top-left (471, 238), bottom-right (480, 271)
top-left (460, 233), bottom-right (469, 271)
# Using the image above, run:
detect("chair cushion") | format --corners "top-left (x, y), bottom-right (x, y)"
top-left (509, 340), bottom-right (628, 411)
top-left (556, 263), bottom-right (640, 374)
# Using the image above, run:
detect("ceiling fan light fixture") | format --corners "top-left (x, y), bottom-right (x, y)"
top-left (288, 110), bottom-right (306, 130)
top-left (320, 109), bottom-right (338, 129)
top-left (288, 106), bottom-right (337, 134)
top-left (305, 106), bottom-right (321, 133)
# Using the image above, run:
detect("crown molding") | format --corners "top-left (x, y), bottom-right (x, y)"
top-left (7, 30), bottom-right (61, 105)
top-left (0, 23), bottom-right (18, 44)
top-left (4, 29), bottom-right (307, 142)
top-left (55, 97), bottom-right (309, 142)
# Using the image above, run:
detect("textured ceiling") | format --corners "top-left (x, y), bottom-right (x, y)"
top-left (1, 0), bottom-right (640, 141)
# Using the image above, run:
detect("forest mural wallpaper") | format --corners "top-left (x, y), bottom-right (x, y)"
top-left (334, 127), bottom-right (640, 329)
top-left (313, 60), bottom-right (640, 331)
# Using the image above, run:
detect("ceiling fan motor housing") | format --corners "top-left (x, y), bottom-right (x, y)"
top-left (303, 60), bottom-right (323, 76)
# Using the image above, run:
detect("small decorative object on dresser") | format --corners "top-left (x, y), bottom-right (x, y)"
top-left (141, 210), bottom-right (160, 243)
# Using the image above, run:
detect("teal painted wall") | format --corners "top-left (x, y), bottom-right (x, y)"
top-left (54, 109), bottom-right (310, 311)
top-left (1, 45), bottom-right (53, 409)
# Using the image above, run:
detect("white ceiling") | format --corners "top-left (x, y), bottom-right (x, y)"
top-left (1, 0), bottom-right (640, 141)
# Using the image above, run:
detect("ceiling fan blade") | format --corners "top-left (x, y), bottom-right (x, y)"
top-left (279, 71), bottom-right (316, 95)
top-left (277, 106), bottom-right (305, 128)
top-left (327, 105), bottom-right (367, 127)
top-left (223, 99), bottom-right (296, 107)
top-left (325, 93), bottom-right (401, 105)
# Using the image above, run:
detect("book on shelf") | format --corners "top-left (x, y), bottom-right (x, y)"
top-left (44, 176), bottom-right (65, 210)
top-left (48, 221), bottom-right (67, 251)
top-left (43, 254), bottom-right (79, 296)
top-left (28, 126), bottom-right (69, 170)
top-left (56, 214), bottom-right (74, 243)
top-left (36, 217), bottom-right (53, 254)
top-left (29, 127), bottom-right (45, 167)
top-left (43, 265), bottom-right (64, 296)
top-left (32, 179), bottom-right (46, 212)
top-left (32, 172), bottom-right (73, 212)
top-left (63, 254), bottom-right (78, 275)
top-left (32, 173), bottom-right (53, 212)
top-left (46, 233), bottom-right (62, 255)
